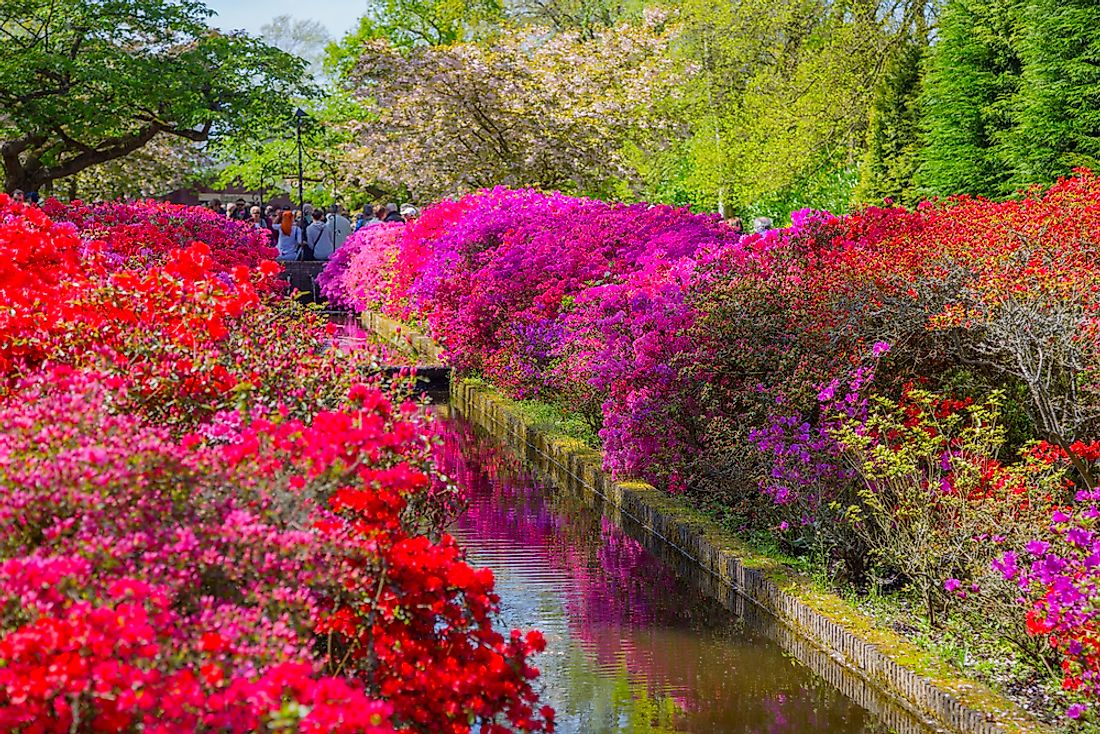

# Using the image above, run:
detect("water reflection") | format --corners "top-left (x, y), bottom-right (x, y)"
top-left (436, 416), bottom-right (909, 734)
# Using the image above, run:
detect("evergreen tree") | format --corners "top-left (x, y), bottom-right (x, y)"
top-left (853, 35), bottom-right (926, 206)
top-left (1006, 0), bottom-right (1100, 187)
top-left (916, 0), bottom-right (1022, 198)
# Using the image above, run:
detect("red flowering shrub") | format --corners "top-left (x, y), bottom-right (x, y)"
top-left (42, 198), bottom-right (278, 279)
top-left (0, 195), bottom-right (552, 733)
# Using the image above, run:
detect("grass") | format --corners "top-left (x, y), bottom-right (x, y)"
top-left (461, 376), bottom-right (602, 448)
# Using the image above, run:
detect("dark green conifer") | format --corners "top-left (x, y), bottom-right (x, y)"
top-left (1006, 0), bottom-right (1100, 187)
top-left (916, 0), bottom-right (1022, 198)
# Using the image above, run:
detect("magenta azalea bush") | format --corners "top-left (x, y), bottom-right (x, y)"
top-left (321, 174), bottom-right (1100, 720)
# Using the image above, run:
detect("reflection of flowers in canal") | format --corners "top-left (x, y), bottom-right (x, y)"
top-left (434, 417), bottom-right (679, 629)
top-left (432, 418), bottom-right (887, 734)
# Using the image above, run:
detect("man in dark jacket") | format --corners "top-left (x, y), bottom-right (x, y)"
top-left (383, 202), bottom-right (405, 223)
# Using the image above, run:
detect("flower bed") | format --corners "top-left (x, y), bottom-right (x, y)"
top-left (321, 175), bottom-right (1100, 724)
top-left (0, 197), bottom-right (551, 733)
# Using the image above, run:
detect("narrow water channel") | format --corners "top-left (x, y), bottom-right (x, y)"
top-left (433, 409), bottom-right (934, 734)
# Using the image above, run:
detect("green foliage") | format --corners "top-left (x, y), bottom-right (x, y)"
top-left (658, 0), bottom-right (922, 215)
top-left (1006, 0), bottom-right (1100, 187)
top-left (214, 92), bottom-right (370, 208)
top-left (331, 0), bottom-right (503, 58)
top-left (0, 0), bottom-right (309, 193)
top-left (834, 389), bottom-right (1067, 632)
top-left (853, 35), bottom-right (926, 206)
top-left (743, 159), bottom-right (860, 226)
top-left (915, 0), bottom-right (1023, 198)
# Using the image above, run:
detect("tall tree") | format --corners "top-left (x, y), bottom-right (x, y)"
top-left (661, 0), bottom-right (932, 214)
top-left (1006, 0), bottom-right (1100, 187)
top-left (0, 0), bottom-right (307, 193)
top-left (339, 10), bottom-right (686, 200)
top-left (915, 0), bottom-right (1022, 198)
top-left (853, 33), bottom-right (927, 206)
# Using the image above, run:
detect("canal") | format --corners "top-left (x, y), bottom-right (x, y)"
top-left (433, 406), bottom-right (940, 734)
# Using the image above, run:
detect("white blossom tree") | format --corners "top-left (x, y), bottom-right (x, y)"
top-left (340, 10), bottom-right (690, 200)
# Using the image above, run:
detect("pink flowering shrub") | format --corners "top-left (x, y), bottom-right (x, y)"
top-left (318, 174), bottom-right (1100, 718)
top-left (320, 188), bottom-right (742, 487)
top-left (318, 223), bottom-right (406, 311)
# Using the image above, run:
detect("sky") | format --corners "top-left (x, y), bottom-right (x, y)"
top-left (202, 0), bottom-right (367, 39)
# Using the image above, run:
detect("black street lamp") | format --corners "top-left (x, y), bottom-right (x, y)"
top-left (295, 107), bottom-right (307, 238)
top-left (257, 156), bottom-right (281, 230)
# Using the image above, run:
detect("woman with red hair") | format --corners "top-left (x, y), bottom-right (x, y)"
top-left (273, 209), bottom-right (302, 260)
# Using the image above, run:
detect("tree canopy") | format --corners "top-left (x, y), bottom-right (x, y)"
top-left (340, 10), bottom-right (684, 201)
top-left (0, 0), bottom-right (308, 193)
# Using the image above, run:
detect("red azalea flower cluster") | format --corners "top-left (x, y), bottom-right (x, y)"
top-left (41, 198), bottom-right (279, 281)
top-left (0, 195), bottom-right (551, 733)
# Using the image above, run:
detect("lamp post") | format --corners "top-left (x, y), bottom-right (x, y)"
top-left (257, 156), bottom-right (280, 232)
top-left (295, 107), bottom-right (306, 238)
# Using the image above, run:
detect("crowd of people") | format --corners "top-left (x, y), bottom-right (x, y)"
top-left (208, 197), bottom-right (420, 262)
top-left (9, 189), bottom-right (40, 206)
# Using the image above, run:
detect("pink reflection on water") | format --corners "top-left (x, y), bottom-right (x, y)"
top-left (433, 415), bottom-right (896, 734)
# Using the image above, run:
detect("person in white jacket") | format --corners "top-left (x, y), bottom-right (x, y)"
top-left (317, 206), bottom-right (352, 260)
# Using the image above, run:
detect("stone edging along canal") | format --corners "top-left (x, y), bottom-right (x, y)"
top-left (363, 312), bottom-right (1051, 734)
